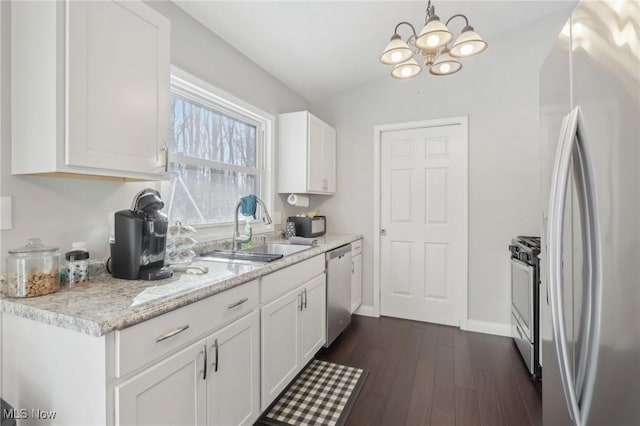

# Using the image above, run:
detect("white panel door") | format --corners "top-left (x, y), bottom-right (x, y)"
top-left (66, 0), bottom-right (169, 175)
top-left (116, 340), bottom-right (207, 426)
top-left (207, 311), bottom-right (260, 426)
top-left (380, 123), bottom-right (466, 325)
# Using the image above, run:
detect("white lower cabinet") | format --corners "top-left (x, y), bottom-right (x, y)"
top-left (299, 275), bottom-right (327, 364)
top-left (261, 287), bottom-right (301, 408)
top-left (206, 311), bottom-right (260, 426)
top-left (261, 271), bottom-right (326, 410)
top-left (2, 252), bottom-right (337, 426)
top-left (116, 310), bottom-right (260, 426)
top-left (116, 340), bottom-right (208, 425)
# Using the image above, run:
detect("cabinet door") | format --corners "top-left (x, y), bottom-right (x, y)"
top-left (323, 125), bottom-right (337, 194)
top-left (261, 288), bottom-right (301, 410)
top-left (351, 254), bottom-right (362, 313)
top-left (67, 0), bottom-right (169, 176)
top-left (299, 274), bottom-right (327, 365)
top-left (307, 114), bottom-right (326, 192)
top-left (116, 340), bottom-right (207, 426)
top-left (207, 311), bottom-right (260, 426)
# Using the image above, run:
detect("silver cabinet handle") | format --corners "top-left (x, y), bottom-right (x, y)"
top-left (201, 344), bottom-right (207, 380)
top-left (227, 297), bottom-right (249, 310)
top-left (162, 144), bottom-right (169, 172)
top-left (156, 324), bottom-right (190, 343)
top-left (298, 291), bottom-right (303, 311)
top-left (211, 338), bottom-right (219, 373)
top-left (303, 288), bottom-right (308, 309)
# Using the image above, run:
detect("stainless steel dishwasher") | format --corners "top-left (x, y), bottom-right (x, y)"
top-left (325, 244), bottom-right (352, 347)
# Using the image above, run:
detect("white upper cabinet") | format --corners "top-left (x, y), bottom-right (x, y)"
top-left (11, 0), bottom-right (170, 181)
top-left (278, 111), bottom-right (337, 194)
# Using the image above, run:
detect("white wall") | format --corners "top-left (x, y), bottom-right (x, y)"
top-left (0, 1), bottom-right (308, 263)
top-left (307, 8), bottom-right (572, 327)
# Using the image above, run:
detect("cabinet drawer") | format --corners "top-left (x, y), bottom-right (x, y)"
top-left (116, 280), bottom-right (258, 378)
top-left (260, 255), bottom-right (324, 304)
top-left (351, 239), bottom-right (362, 256)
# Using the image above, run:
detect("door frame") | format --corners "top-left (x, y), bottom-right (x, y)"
top-left (372, 116), bottom-right (469, 329)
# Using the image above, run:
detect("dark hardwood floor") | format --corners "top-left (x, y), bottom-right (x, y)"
top-left (317, 315), bottom-right (541, 426)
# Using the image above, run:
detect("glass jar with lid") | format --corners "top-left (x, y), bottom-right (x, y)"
top-left (4, 238), bottom-right (60, 297)
top-left (65, 242), bottom-right (90, 286)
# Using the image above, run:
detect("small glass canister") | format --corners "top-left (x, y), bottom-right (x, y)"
top-left (4, 238), bottom-right (60, 298)
top-left (65, 242), bottom-right (90, 286)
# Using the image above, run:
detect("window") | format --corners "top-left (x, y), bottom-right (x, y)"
top-left (162, 68), bottom-right (274, 237)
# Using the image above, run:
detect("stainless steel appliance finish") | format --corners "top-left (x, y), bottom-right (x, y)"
top-left (540, 1), bottom-right (640, 424)
top-left (324, 244), bottom-right (352, 347)
top-left (509, 236), bottom-right (541, 378)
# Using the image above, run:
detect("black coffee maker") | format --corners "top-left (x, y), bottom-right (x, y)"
top-left (110, 189), bottom-right (173, 280)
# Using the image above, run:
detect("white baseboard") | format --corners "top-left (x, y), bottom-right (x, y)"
top-left (353, 305), bottom-right (377, 317)
top-left (463, 319), bottom-right (512, 337)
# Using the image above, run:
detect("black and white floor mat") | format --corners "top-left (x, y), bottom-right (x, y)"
top-left (258, 359), bottom-right (368, 426)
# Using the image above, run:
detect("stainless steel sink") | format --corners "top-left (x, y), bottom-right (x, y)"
top-left (197, 243), bottom-right (311, 265)
top-left (197, 250), bottom-right (283, 265)
top-left (242, 243), bottom-right (312, 256)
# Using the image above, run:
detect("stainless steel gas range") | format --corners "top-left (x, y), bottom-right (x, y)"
top-left (509, 236), bottom-right (542, 379)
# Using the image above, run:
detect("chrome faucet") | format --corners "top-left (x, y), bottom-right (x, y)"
top-left (232, 196), bottom-right (273, 251)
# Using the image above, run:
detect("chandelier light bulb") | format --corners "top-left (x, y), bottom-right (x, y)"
top-left (460, 44), bottom-right (474, 55)
top-left (380, 35), bottom-right (414, 65)
top-left (391, 57), bottom-right (422, 79)
top-left (429, 47), bottom-right (462, 76)
top-left (449, 25), bottom-right (488, 58)
top-left (415, 16), bottom-right (453, 50)
top-left (391, 51), bottom-right (404, 63)
top-left (427, 34), bottom-right (440, 47)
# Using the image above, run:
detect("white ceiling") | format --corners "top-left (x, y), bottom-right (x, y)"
top-left (174, 1), bottom-right (573, 103)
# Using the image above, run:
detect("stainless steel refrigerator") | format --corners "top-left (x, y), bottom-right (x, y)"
top-left (539, 0), bottom-right (640, 425)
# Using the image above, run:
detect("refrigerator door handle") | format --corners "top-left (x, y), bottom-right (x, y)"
top-left (548, 108), bottom-right (581, 425)
top-left (567, 107), bottom-right (603, 424)
top-left (548, 107), bottom-right (602, 426)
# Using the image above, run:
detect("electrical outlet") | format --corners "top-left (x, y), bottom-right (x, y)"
top-left (1, 197), bottom-right (13, 230)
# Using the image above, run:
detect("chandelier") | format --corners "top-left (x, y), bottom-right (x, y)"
top-left (379, 0), bottom-right (488, 79)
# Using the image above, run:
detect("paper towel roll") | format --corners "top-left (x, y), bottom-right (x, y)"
top-left (287, 193), bottom-right (309, 207)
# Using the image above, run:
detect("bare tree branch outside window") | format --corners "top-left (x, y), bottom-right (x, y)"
top-left (163, 94), bottom-right (262, 226)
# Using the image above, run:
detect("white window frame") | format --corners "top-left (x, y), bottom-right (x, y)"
top-left (166, 66), bottom-right (275, 241)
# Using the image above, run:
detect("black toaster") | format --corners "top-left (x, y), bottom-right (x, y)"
top-left (288, 216), bottom-right (326, 237)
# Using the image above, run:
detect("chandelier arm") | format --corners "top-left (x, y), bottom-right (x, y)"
top-left (445, 14), bottom-right (470, 27)
top-left (393, 21), bottom-right (418, 38)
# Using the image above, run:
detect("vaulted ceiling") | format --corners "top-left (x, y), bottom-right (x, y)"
top-left (174, 1), bottom-right (575, 102)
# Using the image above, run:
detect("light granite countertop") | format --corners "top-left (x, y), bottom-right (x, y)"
top-left (0, 233), bottom-right (361, 337)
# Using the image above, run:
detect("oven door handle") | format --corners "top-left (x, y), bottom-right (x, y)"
top-left (510, 257), bottom-right (535, 270)
top-left (547, 107), bottom-right (602, 426)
